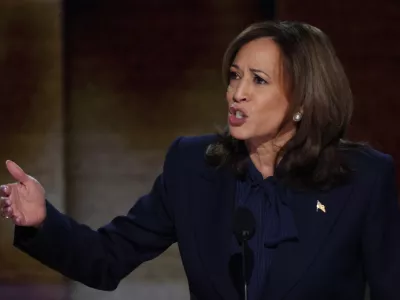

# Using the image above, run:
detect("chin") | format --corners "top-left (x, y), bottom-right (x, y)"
top-left (229, 127), bottom-right (251, 141)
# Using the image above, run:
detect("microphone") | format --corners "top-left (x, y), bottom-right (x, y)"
top-left (233, 207), bottom-right (256, 300)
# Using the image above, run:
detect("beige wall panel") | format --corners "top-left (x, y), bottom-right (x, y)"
top-left (65, 1), bottom-right (262, 299)
top-left (0, 0), bottom-right (65, 287)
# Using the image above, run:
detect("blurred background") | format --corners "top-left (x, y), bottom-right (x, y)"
top-left (0, 0), bottom-right (399, 299)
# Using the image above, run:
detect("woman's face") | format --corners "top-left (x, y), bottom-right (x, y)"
top-left (226, 37), bottom-right (293, 143)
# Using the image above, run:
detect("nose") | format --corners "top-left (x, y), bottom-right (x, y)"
top-left (232, 80), bottom-right (249, 103)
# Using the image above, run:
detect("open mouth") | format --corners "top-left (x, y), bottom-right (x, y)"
top-left (229, 106), bottom-right (248, 119)
top-left (228, 105), bottom-right (248, 126)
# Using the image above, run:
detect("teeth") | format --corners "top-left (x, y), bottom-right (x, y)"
top-left (235, 111), bottom-right (244, 119)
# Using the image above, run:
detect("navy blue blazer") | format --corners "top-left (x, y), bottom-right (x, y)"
top-left (14, 135), bottom-right (400, 300)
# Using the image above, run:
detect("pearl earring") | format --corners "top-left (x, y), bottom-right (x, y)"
top-left (293, 112), bottom-right (303, 122)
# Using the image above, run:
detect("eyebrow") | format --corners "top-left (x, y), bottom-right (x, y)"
top-left (231, 63), bottom-right (271, 80)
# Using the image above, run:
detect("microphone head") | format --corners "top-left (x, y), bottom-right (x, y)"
top-left (233, 206), bottom-right (256, 243)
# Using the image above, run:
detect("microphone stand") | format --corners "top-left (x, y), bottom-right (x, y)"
top-left (233, 207), bottom-right (255, 300)
top-left (241, 240), bottom-right (249, 300)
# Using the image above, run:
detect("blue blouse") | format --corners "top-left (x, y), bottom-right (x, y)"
top-left (230, 158), bottom-right (299, 299)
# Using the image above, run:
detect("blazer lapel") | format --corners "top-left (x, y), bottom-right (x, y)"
top-left (191, 166), bottom-right (239, 300)
top-left (264, 182), bottom-right (356, 300)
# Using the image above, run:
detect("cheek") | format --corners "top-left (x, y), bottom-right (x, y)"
top-left (253, 94), bottom-right (283, 112)
top-left (253, 94), bottom-right (289, 126)
top-left (226, 90), bottom-right (233, 103)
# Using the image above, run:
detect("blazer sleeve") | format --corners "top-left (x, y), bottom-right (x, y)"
top-left (362, 155), bottom-right (400, 299)
top-left (13, 137), bottom-right (183, 291)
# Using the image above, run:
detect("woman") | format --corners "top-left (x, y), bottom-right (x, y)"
top-left (1, 21), bottom-right (399, 300)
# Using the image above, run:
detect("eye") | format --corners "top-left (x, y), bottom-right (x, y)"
top-left (229, 71), bottom-right (240, 80)
top-left (254, 75), bottom-right (267, 85)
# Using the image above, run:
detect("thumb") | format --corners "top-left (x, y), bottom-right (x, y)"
top-left (5, 160), bottom-right (30, 183)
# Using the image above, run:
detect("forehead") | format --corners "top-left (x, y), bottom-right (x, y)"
top-left (233, 37), bottom-right (281, 68)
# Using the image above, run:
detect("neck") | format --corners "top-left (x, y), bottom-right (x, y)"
top-left (245, 129), bottom-right (295, 178)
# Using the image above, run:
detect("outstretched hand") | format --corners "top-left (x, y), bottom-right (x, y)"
top-left (0, 160), bottom-right (46, 227)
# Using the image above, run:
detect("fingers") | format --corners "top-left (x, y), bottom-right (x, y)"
top-left (0, 184), bottom-right (11, 197)
top-left (0, 196), bottom-right (22, 224)
top-left (1, 196), bottom-right (11, 207)
top-left (0, 196), bottom-right (13, 219)
top-left (5, 160), bottom-right (29, 184)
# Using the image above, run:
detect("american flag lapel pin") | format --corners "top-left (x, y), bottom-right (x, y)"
top-left (316, 200), bottom-right (326, 213)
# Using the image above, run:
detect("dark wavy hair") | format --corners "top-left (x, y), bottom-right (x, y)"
top-left (206, 21), bottom-right (362, 190)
